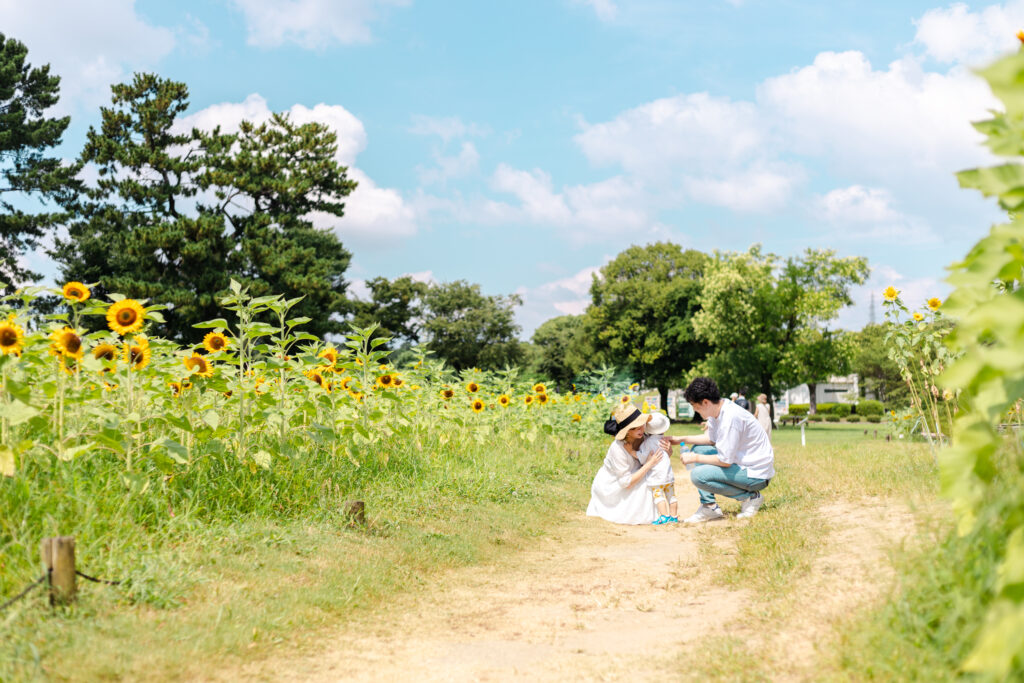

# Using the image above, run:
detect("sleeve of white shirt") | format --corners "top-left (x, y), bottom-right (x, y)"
top-left (635, 436), bottom-right (658, 464)
top-left (607, 442), bottom-right (636, 488)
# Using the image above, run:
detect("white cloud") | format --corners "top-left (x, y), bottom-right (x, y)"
top-left (815, 185), bottom-right (939, 243)
top-left (914, 1), bottom-right (1024, 66)
top-left (685, 164), bottom-right (803, 213)
top-left (0, 0), bottom-right (176, 112)
top-left (229, 0), bottom-right (411, 49)
top-left (408, 115), bottom-right (489, 143)
top-left (417, 142), bottom-right (480, 185)
top-left (514, 265), bottom-right (603, 338)
top-left (758, 51), bottom-right (996, 177)
top-left (571, 0), bottom-right (618, 22)
top-left (488, 165), bottom-right (658, 241)
top-left (177, 93), bottom-right (416, 243)
top-left (575, 92), bottom-right (764, 177)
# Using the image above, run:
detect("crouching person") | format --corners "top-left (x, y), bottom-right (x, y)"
top-left (664, 376), bottom-right (775, 523)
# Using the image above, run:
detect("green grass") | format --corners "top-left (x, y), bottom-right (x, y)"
top-left (0, 434), bottom-right (601, 681)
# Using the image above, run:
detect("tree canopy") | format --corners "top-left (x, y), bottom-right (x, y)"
top-left (420, 280), bottom-right (522, 370)
top-left (52, 73), bottom-right (355, 340)
top-left (0, 33), bottom-right (78, 290)
top-left (585, 242), bottom-right (708, 408)
top-left (693, 245), bottom-right (869, 414)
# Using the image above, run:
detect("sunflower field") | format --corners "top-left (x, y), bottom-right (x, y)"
top-left (0, 279), bottom-right (628, 601)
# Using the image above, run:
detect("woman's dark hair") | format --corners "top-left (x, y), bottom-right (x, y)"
top-left (684, 376), bottom-right (720, 404)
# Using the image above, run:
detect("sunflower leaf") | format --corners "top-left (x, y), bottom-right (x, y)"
top-left (0, 399), bottom-right (39, 426)
top-left (194, 318), bottom-right (230, 329)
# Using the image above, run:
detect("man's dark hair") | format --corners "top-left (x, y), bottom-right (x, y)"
top-left (684, 376), bottom-right (721, 404)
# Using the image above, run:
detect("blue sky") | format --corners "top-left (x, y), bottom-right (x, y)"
top-left (3, 0), bottom-right (1020, 336)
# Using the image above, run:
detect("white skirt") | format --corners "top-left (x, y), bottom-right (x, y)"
top-left (586, 467), bottom-right (657, 525)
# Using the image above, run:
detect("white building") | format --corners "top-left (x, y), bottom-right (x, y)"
top-left (781, 374), bottom-right (859, 412)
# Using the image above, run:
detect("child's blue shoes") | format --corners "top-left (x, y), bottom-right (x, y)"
top-left (652, 515), bottom-right (671, 525)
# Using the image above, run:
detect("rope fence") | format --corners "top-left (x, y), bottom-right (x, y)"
top-left (0, 536), bottom-right (124, 614)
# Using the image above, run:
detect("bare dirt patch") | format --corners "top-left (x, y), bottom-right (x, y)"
top-left (217, 481), bottom-right (919, 682)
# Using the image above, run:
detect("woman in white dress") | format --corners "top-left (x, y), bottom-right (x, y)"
top-left (755, 393), bottom-right (773, 437)
top-left (586, 404), bottom-right (665, 525)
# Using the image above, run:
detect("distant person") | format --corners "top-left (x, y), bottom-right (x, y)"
top-left (586, 404), bottom-right (664, 524)
top-left (735, 391), bottom-right (751, 412)
top-left (637, 412), bottom-right (678, 525)
top-left (662, 377), bottom-right (774, 523)
top-left (755, 394), bottom-right (773, 436)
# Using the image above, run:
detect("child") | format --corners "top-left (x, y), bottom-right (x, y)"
top-left (637, 412), bottom-right (678, 524)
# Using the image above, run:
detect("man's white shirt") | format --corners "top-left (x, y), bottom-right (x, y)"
top-left (706, 399), bottom-right (775, 479)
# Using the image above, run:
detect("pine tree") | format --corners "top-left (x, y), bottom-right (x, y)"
top-left (0, 33), bottom-right (78, 290)
top-left (53, 74), bottom-right (356, 340)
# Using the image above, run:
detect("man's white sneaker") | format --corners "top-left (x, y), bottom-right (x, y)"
top-left (737, 492), bottom-right (764, 519)
top-left (683, 504), bottom-right (724, 523)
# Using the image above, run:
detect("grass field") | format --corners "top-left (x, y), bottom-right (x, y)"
top-left (0, 420), bottom-right (948, 680)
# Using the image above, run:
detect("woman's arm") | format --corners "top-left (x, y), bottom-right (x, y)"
top-left (624, 450), bottom-right (664, 488)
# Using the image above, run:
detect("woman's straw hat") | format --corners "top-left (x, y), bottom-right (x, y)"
top-left (604, 403), bottom-right (651, 440)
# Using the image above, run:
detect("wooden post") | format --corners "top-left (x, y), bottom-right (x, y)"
top-left (342, 500), bottom-right (366, 526)
top-left (40, 536), bottom-right (76, 605)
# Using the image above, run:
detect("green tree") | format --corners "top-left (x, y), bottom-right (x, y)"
top-left (850, 323), bottom-right (907, 406)
top-left (585, 242), bottom-right (708, 410)
top-left (348, 275), bottom-right (429, 348)
top-left (531, 314), bottom-right (594, 392)
top-left (693, 246), bottom-right (869, 418)
top-left (52, 73), bottom-right (355, 340)
top-left (0, 33), bottom-right (78, 290)
top-left (420, 280), bottom-right (522, 370)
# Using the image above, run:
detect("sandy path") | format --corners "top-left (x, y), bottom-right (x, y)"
top-left (224, 476), bottom-right (915, 682)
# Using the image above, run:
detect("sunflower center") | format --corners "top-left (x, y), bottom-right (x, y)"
top-left (64, 335), bottom-right (82, 354)
top-left (211, 338), bottom-right (225, 350)
top-left (0, 329), bottom-right (16, 346)
top-left (130, 347), bottom-right (143, 364)
top-left (97, 348), bottom-right (115, 361)
top-left (118, 310), bottom-right (137, 324)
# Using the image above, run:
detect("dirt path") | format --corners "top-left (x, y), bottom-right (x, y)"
top-left (224, 477), bottom-right (915, 682)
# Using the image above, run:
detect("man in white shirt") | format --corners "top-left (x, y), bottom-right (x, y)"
top-left (664, 376), bottom-right (775, 523)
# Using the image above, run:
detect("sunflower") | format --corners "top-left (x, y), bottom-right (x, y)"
top-left (410, 384), bottom-right (421, 390)
top-left (533, 383), bottom-right (547, 394)
top-left (882, 286), bottom-right (900, 302)
top-left (306, 369), bottom-right (327, 388)
top-left (913, 312), bottom-right (924, 322)
top-left (537, 393), bottom-right (549, 405)
top-left (183, 351), bottom-right (212, 377)
top-left (392, 375), bottom-right (404, 387)
top-left (498, 394), bottom-right (511, 407)
top-left (572, 413), bottom-right (582, 422)
top-left (441, 387), bottom-right (455, 400)
top-left (349, 390), bottom-right (364, 402)
top-left (466, 381), bottom-right (480, 393)
top-left (1018, 29), bottom-right (1024, 43)
top-left (318, 346), bottom-right (339, 365)
top-left (124, 336), bottom-right (152, 370)
top-left (58, 355), bottom-right (80, 375)
top-left (50, 327), bottom-right (85, 359)
top-left (629, 383), bottom-right (639, 391)
top-left (376, 373), bottom-right (396, 389)
top-left (169, 381), bottom-right (183, 397)
top-left (0, 319), bottom-right (25, 356)
top-left (106, 299), bottom-right (145, 336)
top-left (470, 399), bottom-right (485, 413)
top-left (92, 343), bottom-right (118, 363)
top-left (61, 281), bottom-right (91, 303)
top-left (620, 395), bottom-right (631, 405)
top-left (927, 297), bottom-right (942, 311)
top-left (203, 331), bottom-right (230, 353)
top-left (338, 376), bottom-right (353, 391)
top-left (524, 395), bottom-right (534, 405)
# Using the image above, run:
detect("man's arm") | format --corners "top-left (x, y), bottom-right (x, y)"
top-left (680, 449), bottom-right (730, 468)
top-left (663, 433), bottom-right (713, 447)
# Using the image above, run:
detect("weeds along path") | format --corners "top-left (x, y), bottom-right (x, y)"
top-left (221, 475), bottom-right (916, 682)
